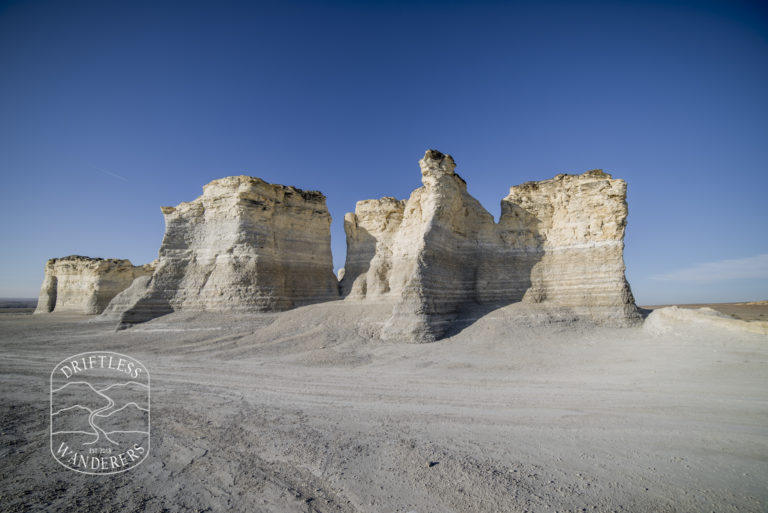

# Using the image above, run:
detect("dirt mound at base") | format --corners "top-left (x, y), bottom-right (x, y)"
top-left (644, 306), bottom-right (768, 336)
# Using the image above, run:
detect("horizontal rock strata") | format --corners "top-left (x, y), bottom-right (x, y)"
top-left (118, 176), bottom-right (338, 328)
top-left (341, 150), bottom-right (640, 341)
top-left (340, 197), bottom-right (406, 299)
top-left (34, 256), bottom-right (154, 315)
top-left (501, 171), bottom-right (638, 323)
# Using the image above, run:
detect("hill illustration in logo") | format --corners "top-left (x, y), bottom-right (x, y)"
top-left (94, 402), bottom-right (149, 434)
top-left (52, 382), bottom-right (110, 436)
top-left (51, 405), bottom-right (94, 434)
top-left (51, 380), bottom-right (149, 443)
top-left (98, 381), bottom-right (149, 412)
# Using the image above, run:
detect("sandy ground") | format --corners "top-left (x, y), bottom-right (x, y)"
top-left (1, 302), bottom-right (766, 513)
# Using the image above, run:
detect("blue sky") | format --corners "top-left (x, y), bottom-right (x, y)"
top-left (1, 0), bottom-right (766, 304)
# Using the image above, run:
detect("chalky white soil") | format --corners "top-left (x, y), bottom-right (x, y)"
top-left (1, 302), bottom-right (766, 512)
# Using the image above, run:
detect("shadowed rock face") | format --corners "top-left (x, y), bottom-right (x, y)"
top-left (34, 256), bottom-right (154, 315)
top-left (117, 176), bottom-right (339, 328)
top-left (341, 150), bottom-right (640, 341)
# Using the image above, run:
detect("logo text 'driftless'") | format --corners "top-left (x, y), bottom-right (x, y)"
top-left (50, 351), bottom-right (150, 475)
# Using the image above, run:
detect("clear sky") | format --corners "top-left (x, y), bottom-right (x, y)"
top-left (1, 0), bottom-right (766, 304)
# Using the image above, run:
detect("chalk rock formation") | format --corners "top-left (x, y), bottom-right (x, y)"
top-left (99, 275), bottom-right (153, 320)
top-left (341, 150), bottom-right (639, 341)
top-left (118, 176), bottom-right (338, 327)
top-left (500, 170), bottom-right (638, 321)
top-left (340, 197), bottom-right (406, 298)
top-left (34, 256), bottom-right (154, 314)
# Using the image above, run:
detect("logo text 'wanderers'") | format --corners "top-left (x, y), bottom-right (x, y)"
top-left (50, 351), bottom-right (150, 474)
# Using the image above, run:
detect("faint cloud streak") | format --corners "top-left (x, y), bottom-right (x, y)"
top-left (92, 165), bottom-right (129, 182)
top-left (652, 254), bottom-right (768, 282)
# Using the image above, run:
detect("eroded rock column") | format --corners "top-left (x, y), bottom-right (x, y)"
top-left (341, 150), bottom-right (640, 342)
top-left (118, 176), bottom-right (339, 328)
top-left (34, 256), bottom-right (154, 315)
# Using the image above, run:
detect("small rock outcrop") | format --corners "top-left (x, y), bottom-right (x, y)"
top-left (117, 176), bottom-right (338, 327)
top-left (341, 150), bottom-right (640, 341)
top-left (34, 256), bottom-right (154, 315)
top-left (644, 306), bottom-right (768, 336)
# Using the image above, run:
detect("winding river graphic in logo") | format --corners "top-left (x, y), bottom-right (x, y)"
top-left (50, 351), bottom-right (150, 474)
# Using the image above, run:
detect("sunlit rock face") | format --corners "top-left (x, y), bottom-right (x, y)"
top-left (34, 256), bottom-right (154, 315)
top-left (341, 150), bottom-right (640, 342)
top-left (340, 196), bottom-right (407, 299)
top-left (117, 176), bottom-right (339, 328)
top-left (501, 170), bottom-right (639, 324)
